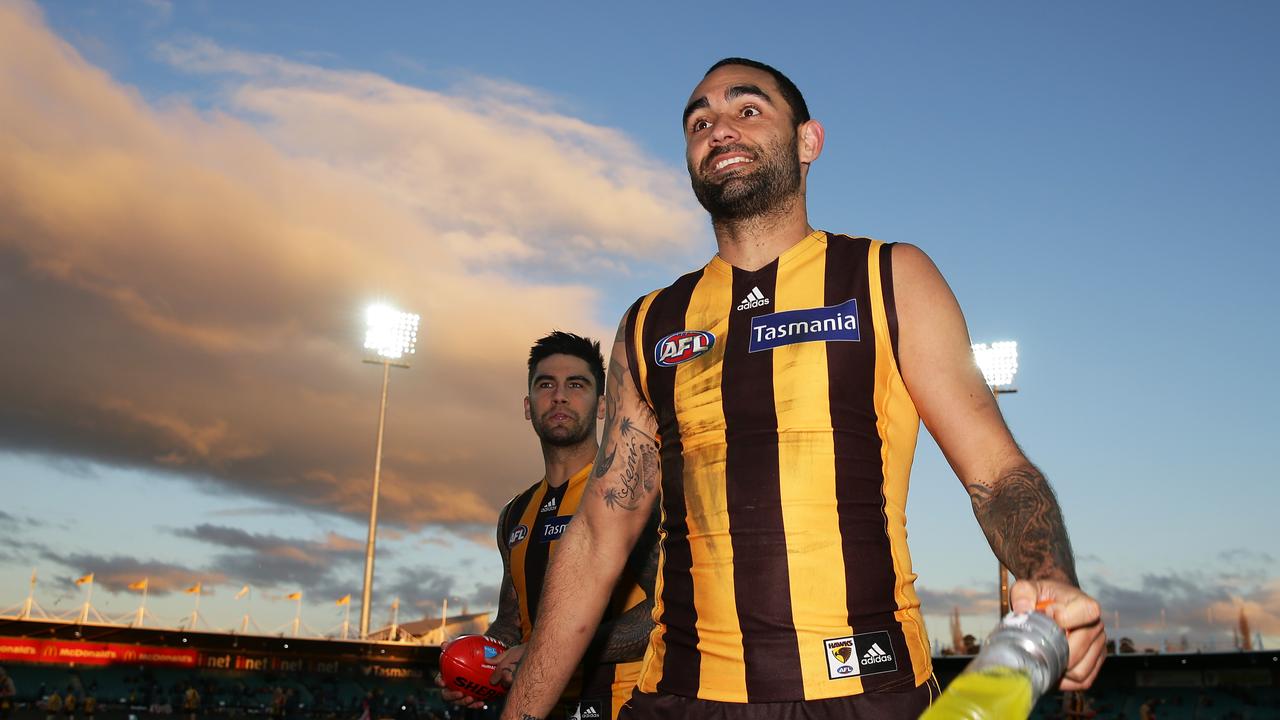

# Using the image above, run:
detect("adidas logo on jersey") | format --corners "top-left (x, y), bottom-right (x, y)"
top-left (824, 630), bottom-right (897, 680)
top-left (861, 643), bottom-right (893, 665)
top-left (540, 496), bottom-right (558, 513)
top-left (736, 286), bottom-right (770, 311)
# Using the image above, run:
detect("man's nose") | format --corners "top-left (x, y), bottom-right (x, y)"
top-left (709, 116), bottom-right (740, 145)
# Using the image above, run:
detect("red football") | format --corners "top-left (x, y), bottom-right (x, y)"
top-left (439, 635), bottom-right (509, 701)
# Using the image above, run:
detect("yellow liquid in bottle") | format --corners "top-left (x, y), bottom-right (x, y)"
top-left (920, 667), bottom-right (1035, 720)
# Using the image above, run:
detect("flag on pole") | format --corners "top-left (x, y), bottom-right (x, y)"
top-left (286, 592), bottom-right (302, 600)
top-left (128, 578), bottom-right (148, 590)
top-left (75, 573), bottom-right (94, 585)
top-left (234, 585), bottom-right (250, 599)
top-left (391, 598), bottom-right (400, 610)
top-left (184, 582), bottom-right (202, 595)
top-left (336, 594), bottom-right (351, 606)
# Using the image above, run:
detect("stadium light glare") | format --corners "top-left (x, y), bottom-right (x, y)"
top-left (359, 302), bottom-right (420, 639)
top-left (364, 304), bottom-right (420, 360)
top-left (972, 340), bottom-right (1018, 389)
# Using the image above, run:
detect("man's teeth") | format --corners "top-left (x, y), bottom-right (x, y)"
top-left (715, 156), bottom-right (751, 171)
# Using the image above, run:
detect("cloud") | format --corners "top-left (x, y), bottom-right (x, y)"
top-left (917, 562), bottom-right (1280, 650)
top-left (1089, 569), bottom-right (1280, 647)
top-left (378, 566), bottom-right (460, 619)
top-left (170, 524), bottom-right (365, 590)
top-left (0, 2), bottom-right (704, 529)
top-left (40, 553), bottom-right (216, 595)
top-left (917, 584), bottom-right (1000, 618)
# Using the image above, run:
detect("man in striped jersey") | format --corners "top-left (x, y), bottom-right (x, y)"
top-left (502, 60), bottom-right (1106, 719)
top-left (439, 331), bottom-right (657, 720)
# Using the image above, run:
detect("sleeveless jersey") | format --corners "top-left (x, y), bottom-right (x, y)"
top-left (624, 231), bottom-right (932, 702)
top-left (501, 463), bottom-right (649, 719)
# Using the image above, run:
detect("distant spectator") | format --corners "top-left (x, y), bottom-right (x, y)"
top-left (0, 668), bottom-right (15, 720)
top-left (63, 689), bottom-right (76, 720)
top-left (270, 688), bottom-right (286, 720)
top-left (183, 686), bottom-right (200, 720)
top-left (83, 696), bottom-right (96, 720)
top-left (357, 691), bottom-right (372, 720)
top-left (1139, 697), bottom-right (1158, 720)
top-left (45, 690), bottom-right (63, 720)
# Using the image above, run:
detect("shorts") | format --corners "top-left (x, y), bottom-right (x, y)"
top-left (617, 677), bottom-right (941, 720)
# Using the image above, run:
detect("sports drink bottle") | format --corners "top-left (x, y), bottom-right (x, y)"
top-left (921, 609), bottom-right (1069, 719)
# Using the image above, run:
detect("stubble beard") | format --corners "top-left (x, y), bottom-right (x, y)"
top-left (690, 132), bottom-right (802, 223)
top-left (533, 412), bottom-right (594, 448)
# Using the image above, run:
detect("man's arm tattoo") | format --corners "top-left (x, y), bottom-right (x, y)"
top-left (599, 415), bottom-right (658, 511)
top-left (594, 600), bottom-right (655, 662)
top-left (594, 362), bottom-right (623, 478)
top-left (485, 505), bottom-right (523, 647)
top-left (485, 577), bottom-right (523, 647)
top-left (594, 356), bottom-right (659, 512)
top-left (967, 464), bottom-right (1079, 586)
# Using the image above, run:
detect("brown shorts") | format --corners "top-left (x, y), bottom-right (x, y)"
top-left (617, 677), bottom-right (941, 720)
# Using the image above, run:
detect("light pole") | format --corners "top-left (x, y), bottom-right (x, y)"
top-left (972, 340), bottom-right (1018, 619)
top-left (360, 304), bottom-right (420, 638)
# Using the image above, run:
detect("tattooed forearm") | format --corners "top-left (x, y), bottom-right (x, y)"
top-left (968, 463), bottom-right (1079, 586)
top-left (486, 577), bottom-right (523, 647)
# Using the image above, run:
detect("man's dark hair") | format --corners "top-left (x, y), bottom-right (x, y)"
top-left (705, 57), bottom-right (810, 126)
top-left (527, 331), bottom-right (605, 396)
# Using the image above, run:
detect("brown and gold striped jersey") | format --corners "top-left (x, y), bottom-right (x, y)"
top-left (624, 231), bottom-right (932, 702)
top-left (501, 463), bottom-right (650, 719)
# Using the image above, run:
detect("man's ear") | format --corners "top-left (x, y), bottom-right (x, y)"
top-left (523, 396), bottom-right (531, 421)
top-left (596, 394), bottom-right (606, 420)
top-left (798, 119), bottom-right (825, 165)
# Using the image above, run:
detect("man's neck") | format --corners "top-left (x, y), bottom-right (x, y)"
top-left (710, 195), bottom-right (813, 271)
top-left (541, 439), bottom-right (599, 488)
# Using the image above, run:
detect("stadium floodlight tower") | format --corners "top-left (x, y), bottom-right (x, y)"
top-left (972, 340), bottom-right (1019, 620)
top-left (359, 303), bottom-right (420, 639)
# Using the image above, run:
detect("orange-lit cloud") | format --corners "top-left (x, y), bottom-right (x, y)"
top-left (0, 2), bottom-right (704, 526)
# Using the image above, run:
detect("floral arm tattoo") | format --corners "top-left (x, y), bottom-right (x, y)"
top-left (593, 328), bottom-right (659, 512)
top-left (591, 317), bottom-right (660, 509)
top-left (967, 463), bottom-right (1079, 586)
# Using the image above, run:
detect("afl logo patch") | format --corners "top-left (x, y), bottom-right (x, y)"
top-left (655, 330), bottom-right (715, 367)
top-left (508, 525), bottom-right (528, 546)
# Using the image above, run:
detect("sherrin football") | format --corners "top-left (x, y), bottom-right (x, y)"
top-left (439, 635), bottom-right (509, 701)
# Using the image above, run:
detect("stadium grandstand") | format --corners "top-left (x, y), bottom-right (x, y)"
top-left (2, 611), bottom-right (1277, 719)
top-left (0, 613), bottom-right (489, 720)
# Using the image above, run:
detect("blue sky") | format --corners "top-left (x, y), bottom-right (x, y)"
top-left (1, 0), bottom-right (1276, 651)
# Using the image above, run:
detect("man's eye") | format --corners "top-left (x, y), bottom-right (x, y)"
top-left (691, 119), bottom-right (710, 132)
top-left (742, 106), bottom-right (760, 117)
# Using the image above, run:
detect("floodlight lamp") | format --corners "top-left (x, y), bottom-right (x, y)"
top-left (364, 304), bottom-right (420, 360)
top-left (972, 340), bottom-right (1018, 388)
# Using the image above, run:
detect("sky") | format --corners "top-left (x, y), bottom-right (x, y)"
top-left (1, 0), bottom-right (1277, 651)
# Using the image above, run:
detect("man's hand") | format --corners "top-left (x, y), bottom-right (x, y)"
top-left (1010, 579), bottom-right (1106, 690)
top-left (433, 638), bottom-right (488, 710)
top-left (488, 643), bottom-right (526, 687)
